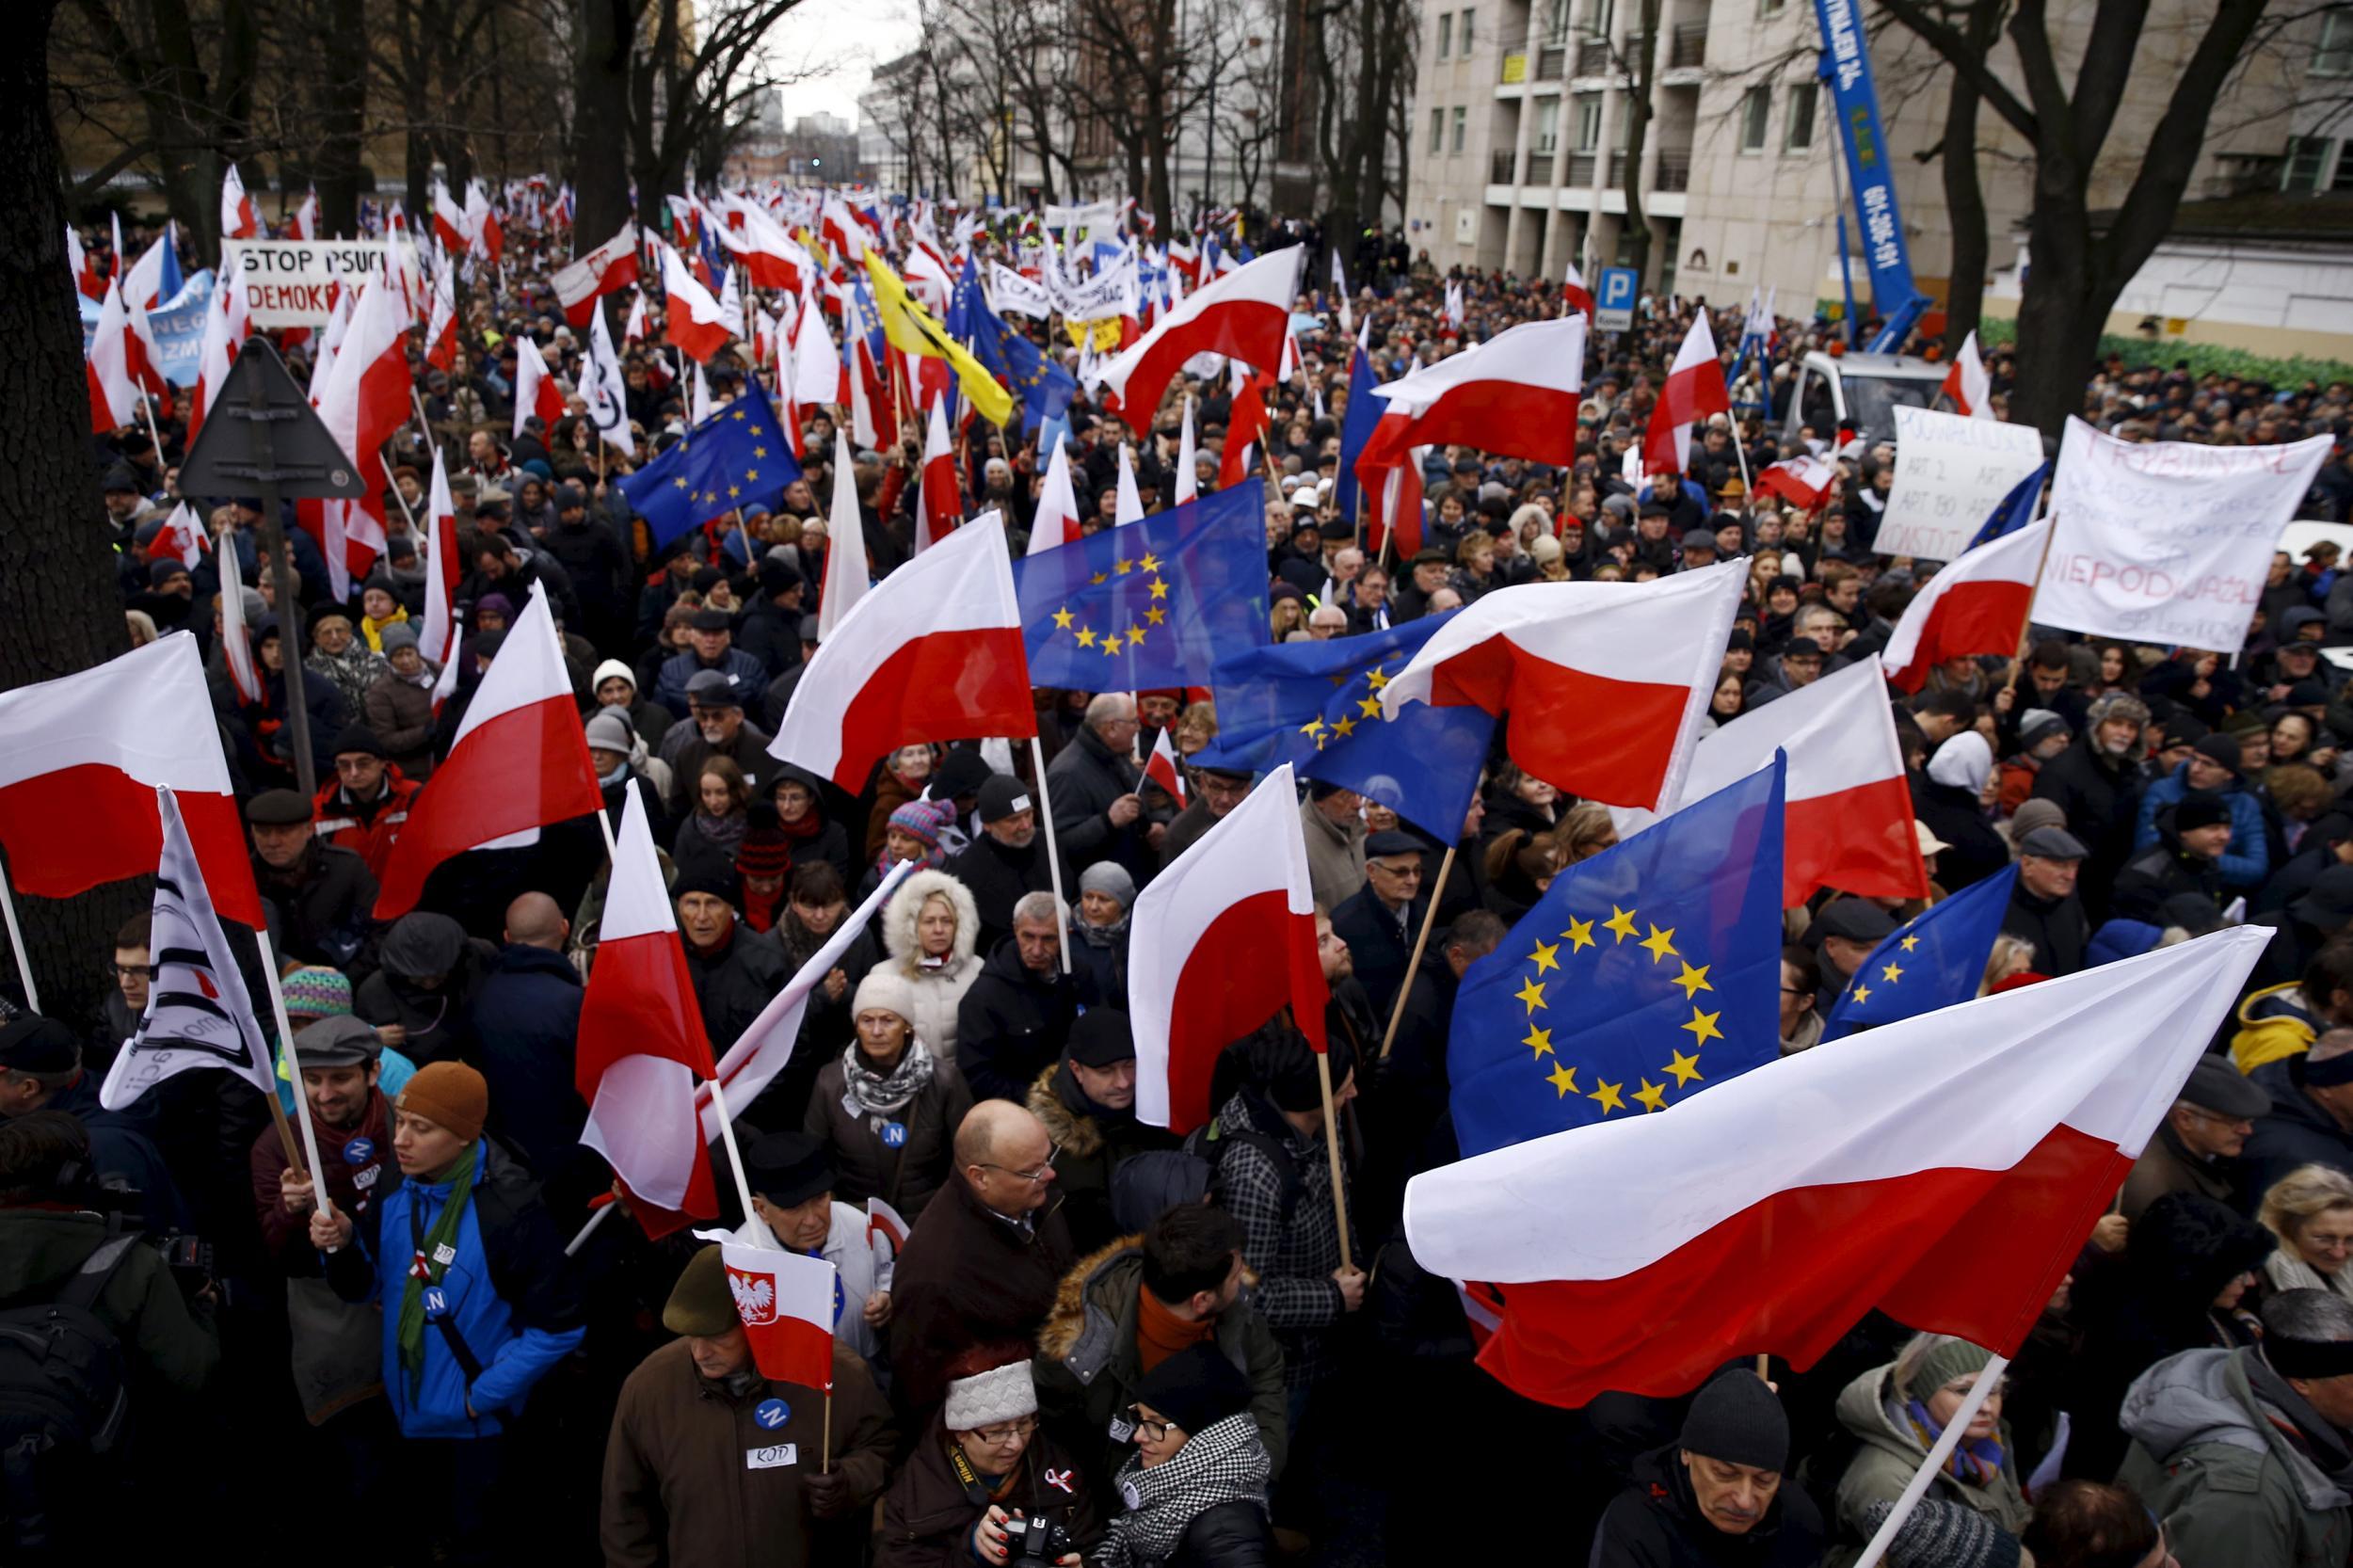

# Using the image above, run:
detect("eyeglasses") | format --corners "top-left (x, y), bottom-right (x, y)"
top-left (980, 1143), bottom-right (1061, 1184)
top-left (113, 964), bottom-right (156, 980)
top-left (1123, 1408), bottom-right (1176, 1442)
top-left (1369, 861), bottom-right (1423, 880)
top-left (972, 1417), bottom-right (1037, 1447)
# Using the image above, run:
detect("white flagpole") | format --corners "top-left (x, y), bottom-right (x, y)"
top-left (0, 869), bottom-right (39, 1014)
top-left (1851, 1355), bottom-right (2012, 1568)
top-left (705, 1069), bottom-right (761, 1224)
top-left (564, 1197), bottom-right (618, 1256)
top-left (1025, 735), bottom-right (1074, 975)
top-left (255, 927), bottom-right (329, 1193)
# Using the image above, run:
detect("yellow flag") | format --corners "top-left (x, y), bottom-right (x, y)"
top-left (860, 252), bottom-right (1015, 427)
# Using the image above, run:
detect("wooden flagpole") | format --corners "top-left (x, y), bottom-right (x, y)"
top-left (1378, 846), bottom-right (1453, 1061)
top-left (1313, 1042), bottom-right (1353, 1272)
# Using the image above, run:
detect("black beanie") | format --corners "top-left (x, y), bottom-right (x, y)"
top-left (670, 866), bottom-right (740, 906)
top-left (2174, 795), bottom-right (2232, 834)
top-left (1244, 1022), bottom-right (1355, 1114)
top-left (1679, 1368), bottom-right (1789, 1471)
top-left (1131, 1343), bottom-right (1253, 1438)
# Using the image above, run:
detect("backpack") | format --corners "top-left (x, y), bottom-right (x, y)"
top-left (1183, 1114), bottom-right (1304, 1229)
top-left (0, 1231), bottom-right (139, 1555)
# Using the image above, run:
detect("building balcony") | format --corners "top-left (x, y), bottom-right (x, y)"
top-left (1566, 152), bottom-right (1601, 185)
top-left (1575, 36), bottom-right (1612, 74)
top-left (1667, 21), bottom-right (1706, 69)
top-left (1654, 149), bottom-right (1691, 191)
top-left (1492, 149), bottom-right (1519, 184)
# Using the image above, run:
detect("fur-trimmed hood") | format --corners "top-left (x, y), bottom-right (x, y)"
top-left (881, 867), bottom-right (981, 972)
top-left (1037, 1234), bottom-right (1147, 1368)
top-left (1028, 1063), bottom-right (1105, 1160)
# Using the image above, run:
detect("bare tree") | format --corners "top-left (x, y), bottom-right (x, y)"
top-left (1610, 0), bottom-right (1661, 291)
top-left (1305, 0), bottom-right (1414, 252)
top-left (627, 0), bottom-right (813, 200)
top-left (1069, 0), bottom-right (1248, 231)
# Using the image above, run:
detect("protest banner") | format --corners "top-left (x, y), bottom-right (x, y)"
top-left (986, 261), bottom-right (1052, 319)
top-left (82, 271), bottom-right (215, 387)
top-left (223, 238), bottom-right (420, 328)
top-left (1872, 406), bottom-right (2045, 561)
top-left (2033, 416), bottom-right (2333, 651)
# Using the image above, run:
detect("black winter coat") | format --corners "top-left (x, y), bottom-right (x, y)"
top-left (2244, 1058), bottom-right (2353, 1201)
top-left (1910, 780), bottom-right (2009, 893)
top-left (252, 843), bottom-right (379, 979)
top-left (1168, 1499), bottom-right (1277, 1568)
top-left (1588, 1445), bottom-right (1826, 1567)
top-left (1046, 725), bottom-right (1160, 884)
top-left (941, 831), bottom-right (1057, 953)
top-left (682, 925), bottom-right (791, 1056)
top-left (468, 943), bottom-right (589, 1181)
top-left (2030, 737), bottom-right (2143, 920)
top-left (955, 936), bottom-right (1080, 1104)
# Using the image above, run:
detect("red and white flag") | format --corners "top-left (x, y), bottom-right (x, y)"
top-left (1641, 314), bottom-right (1729, 476)
top-left (1027, 438), bottom-right (1083, 557)
top-left (1881, 520), bottom-right (2051, 695)
top-left (622, 289), bottom-right (648, 348)
top-left (916, 398), bottom-right (960, 555)
top-left (290, 188), bottom-right (319, 242)
top-left (552, 221), bottom-right (641, 328)
top-left (866, 1196), bottom-right (909, 1259)
top-left (432, 182), bottom-right (468, 255)
top-left (221, 165), bottom-right (259, 241)
top-left (216, 528), bottom-right (263, 705)
top-left (146, 503), bottom-right (207, 571)
top-left (1130, 762), bottom-right (1329, 1134)
top-left (1144, 728), bottom-right (1188, 808)
top-left (1096, 248), bottom-right (1302, 434)
top-left (578, 779), bottom-right (721, 1219)
top-left (1221, 370), bottom-right (1268, 489)
top-left (86, 280), bottom-right (139, 433)
top-left (0, 634), bottom-right (261, 924)
top-left (770, 516), bottom-right (1035, 792)
top-left (375, 584), bottom-right (606, 917)
top-left (1941, 329), bottom-right (1992, 420)
top-left (1561, 262), bottom-right (1593, 321)
top-left (1113, 445), bottom-right (1145, 525)
top-left (1620, 659), bottom-right (1924, 907)
top-left (1404, 924), bottom-right (2270, 1408)
top-left (716, 1240), bottom-right (837, 1389)
top-left (1362, 316), bottom-right (1585, 468)
top-left (312, 275), bottom-right (408, 597)
top-left (187, 263), bottom-right (248, 448)
top-left (464, 182), bottom-right (500, 264)
top-left (660, 242), bottom-right (735, 363)
top-left (1174, 395), bottom-right (1199, 505)
top-left (67, 224), bottom-right (106, 301)
top-left (1379, 559), bottom-right (1746, 810)
top-left (424, 268), bottom-right (458, 373)
top-left (512, 334), bottom-right (566, 440)
top-left (420, 448), bottom-right (462, 668)
top-left (719, 199), bottom-right (812, 293)
top-left (1755, 454), bottom-right (1835, 511)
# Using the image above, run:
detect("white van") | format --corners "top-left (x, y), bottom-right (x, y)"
top-left (1780, 351), bottom-right (1950, 451)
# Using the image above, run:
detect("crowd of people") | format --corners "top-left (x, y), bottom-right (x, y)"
top-left (14, 192), bottom-right (2353, 1568)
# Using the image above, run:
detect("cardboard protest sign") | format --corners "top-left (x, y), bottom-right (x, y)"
top-left (1873, 406), bottom-right (2045, 561)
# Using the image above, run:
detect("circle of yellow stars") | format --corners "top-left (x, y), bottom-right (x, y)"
top-left (1842, 931), bottom-right (1921, 1008)
top-left (665, 404), bottom-right (780, 513)
top-left (1300, 662), bottom-right (1394, 749)
top-left (1510, 903), bottom-right (1720, 1116)
top-left (1050, 552), bottom-right (1168, 662)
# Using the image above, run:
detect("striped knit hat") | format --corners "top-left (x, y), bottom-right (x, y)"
top-left (281, 966), bottom-right (353, 1022)
top-left (1863, 1498), bottom-right (2021, 1568)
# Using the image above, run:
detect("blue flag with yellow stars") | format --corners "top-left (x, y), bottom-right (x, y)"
top-left (1011, 483), bottom-right (1268, 691)
top-left (618, 378), bottom-right (803, 551)
top-left (1821, 865), bottom-right (2017, 1041)
top-left (952, 258), bottom-right (1076, 435)
top-left (1193, 616), bottom-right (1496, 839)
top-left (1963, 463), bottom-right (2048, 552)
top-left (1449, 755), bottom-right (1786, 1160)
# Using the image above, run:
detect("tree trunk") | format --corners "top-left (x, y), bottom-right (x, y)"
top-left (3, 1), bottom-right (151, 1022)
top-left (573, 0), bottom-right (633, 247)
top-left (1620, 0), bottom-right (1657, 290)
top-left (316, 0), bottom-right (369, 234)
top-left (2006, 191), bottom-right (2100, 439)
top-left (1937, 0), bottom-right (2003, 352)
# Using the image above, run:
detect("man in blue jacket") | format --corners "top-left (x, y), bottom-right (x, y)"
top-left (2135, 731), bottom-right (2268, 889)
top-left (312, 1060), bottom-right (584, 1566)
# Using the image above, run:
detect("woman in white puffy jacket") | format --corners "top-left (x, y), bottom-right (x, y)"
top-left (879, 868), bottom-right (985, 1058)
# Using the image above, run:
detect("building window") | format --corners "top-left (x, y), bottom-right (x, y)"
top-left (1452, 105), bottom-right (1468, 153)
top-left (2319, 11), bottom-right (2353, 75)
top-left (1574, 94), bottom-right (1603, 151)
top-left (1534, 97), bottom-right (1561, 155)
top-left (1738, 86), bottom-right (1770, 153)
top-left (1757, 0), bottom-right (1785, 14)
top-left (1784, 83), bottom-right (1817, 152)
top-left (1460, 8), bottom-right (1475, 51)
top-left (1437, 12), bottom-right (1452, 58)
top-left (1431, 107), bottom-right (1446, 153)
top-left (2284, 136), bottom-right (2331, 192)
top-left (2333, 145), bottom-right (2353, 193)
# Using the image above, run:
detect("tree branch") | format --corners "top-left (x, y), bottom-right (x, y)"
top-left (1870, 0), bottom-right (2041, 140)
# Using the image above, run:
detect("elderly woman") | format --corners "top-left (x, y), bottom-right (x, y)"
top-left (671, 757), bottom-right (754, 889)
top-left (879, 1350), bottom-right (1098, 1568)
top-left (305, 604), bottom-right (390, 713)
top-left (1096, 1344), bottom-right (1275, 1568)
top-left (804, 968), bottom-right (973, 1221)
top-left (591, 657), bottom-right (674, 749)
top-left (1554, 801), bottom-right (1619, 865)
top-left (1827, 1335), bottom-right (2030, 1566)
top-left (1071, 862), bottom-right (1133, 1004)
top-left (2261, 1163), bottom-right (2353, 1302)
top-left (878, 868), bottom-right (985, 1058)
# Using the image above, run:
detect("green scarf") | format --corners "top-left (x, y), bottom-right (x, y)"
top-left (396, 1143), bottom-right (480, 1397)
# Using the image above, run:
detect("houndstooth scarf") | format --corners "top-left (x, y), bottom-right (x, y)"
top-left (1096, 1415), bottom-right (1271, 1568)
top-left (841, 1037), bottom-right (936, 1117)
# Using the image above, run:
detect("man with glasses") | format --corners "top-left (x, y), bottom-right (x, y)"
top-left (1160, 764), bottom-right (1254, 868)
top-left (96, 914), bottom-right (153, 1072)
top-left (888, 1100), bottom-right (1077, 1420)
top-left (310, 725), bottom-right (421, 882)
top-left (2121, 1058), bottom-right (2269, 1221)
top-left (1330, 830), bottom-right (1430, 1019)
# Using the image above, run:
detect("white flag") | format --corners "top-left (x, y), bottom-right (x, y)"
top-left (102, 788), bottom-right (277, 1111)
top-left (583, 296), bottom-right (636, 456)
top-left (987, 262), bottom-right (1053, 320)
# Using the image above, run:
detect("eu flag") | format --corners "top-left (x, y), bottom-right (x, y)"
top-left (618, 379), bottom-right (803, 551)
top-left (1449, 756), bottom-right (1786, 1159)
top-left (1334, 339), bottom-right (1380, 519)
top-left (1011, 484), bottom-right (1267, 690)
top-left (1194, 617), bottom-right (1496, 838)
top-left (1821, 866), bottom-right (2016, 1041)
top-left (952, 259), bottom-right (1076, 435)
top-left (1964, 463), bottom-right (2047, 552)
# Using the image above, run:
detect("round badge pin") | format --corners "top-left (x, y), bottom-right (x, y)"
top-left (880, 1121), bottom-right (908, 1148)
top-left (755, 1398), bottom-right (791, 1431)
top-left (344, 1138), bottom-right (376, 1163)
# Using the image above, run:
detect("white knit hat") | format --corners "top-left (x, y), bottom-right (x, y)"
top-left (853, 968), bottom-right (917, 1024)
top-left (944, 1360), bottom-right (1037, 1432)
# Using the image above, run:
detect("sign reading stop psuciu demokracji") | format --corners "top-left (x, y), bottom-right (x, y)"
top-left (2034, 416), bottom-right (2333, 653)
top-left (224, 239), bottom-right (422, 328)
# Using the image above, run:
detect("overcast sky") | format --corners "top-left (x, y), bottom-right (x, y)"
top-left (766, 0), bottom-right (921, 129)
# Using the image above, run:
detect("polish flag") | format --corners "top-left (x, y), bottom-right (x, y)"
top-left (432, 182), bottom-right (468, 256)
top-left (146, 503), bottom-right (207, 570)
top-left (770, 516), bottom-right (1036, 792)
top-left (1641, 315), bottom-right (1730, 476)
top-left (719, 199), bottom-right (812, 293)
top-left (1144, 728), bottom-right (1188, 808)
top-left (464, 182), bottom-right (499, 263)
top-left (552, 221), bottom-right (640, 328)
top-left (221, 163), bottom-right (259, 241)
top-left (1561, 262), bottom-right (1593, 321)
top-left (1881, 520), bottom-right (2050, 695)
top-left (291, 189), bottom-right (319, 242)
top-left (623, 289), bottom-right (648, 348)
top-left (1361, 441), bottom-right (1429, 567)
top-left (186, 264), bottom-right (248, 448)
top-left (375, 584), bottom-right (606, 917)
top-left (67, 224), bottom-right (106, 301)
top-left (216, 528), bottom-right (263, 705)
top-left (917, 398), bottom-right (960, 555)
top-left (420, 448), bottom-right (462, 667)
top-left (86, 280), bottom-right (139, 433)
top-left (1621, 659), bottom-right (1924, 907)
top-left (1379, 558), bottom-right (1747, 810)
top-left (578, 779), bottom-right (721, 1218)
top-left (120, 231), bottom-right (178, 403)
top-left (1114, 444), bottom-right (1145, 525)
top-left (0, 634), bottom-right (262, 925)
top-left (1755, 454), bottom-right (1835, 511)
top-left (424, 269), bottom-right (458, 373)
top-left (867, 1195), bottom-right (910, 1257)
top-left (1403, 924), bottom-right (2270, 1408)
top-left (1221, 371), bottom-right (1269, 488)
top-left (1362, 316), bottom-right (1585, 467)
top-left (512, 334), bottom-right (566, 440)
top-left (1174, 395), bottom-right (1199, 504)
top-left (820, 192), bottom-right (866, 264)
top-left (818, 429), bottom-right (871, 639)
top-left (1096, 248), bottom-right (1302, 434)
top-left (1941, 329), bottom-right (1992, 420)
top-left (660, 243), bottom-right (734, 363)
top-left (1131, 761), bottom-right (1330, 1134)
top-left (716, 1239), bottom-right (837, 1389)
top-left (1027, 438), bottom-right (1083, 557)
top-left (311, 275), bottom-right (408, 598)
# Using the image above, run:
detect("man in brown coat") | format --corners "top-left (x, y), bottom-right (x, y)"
top-left (2120, 1056), bottom-right (2269, 1221)
top-left (601, 1244), bottom-right (897, 1567)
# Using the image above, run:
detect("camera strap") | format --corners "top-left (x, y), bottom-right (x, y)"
top-left (946, 1437), bottom-right (997, 1508)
